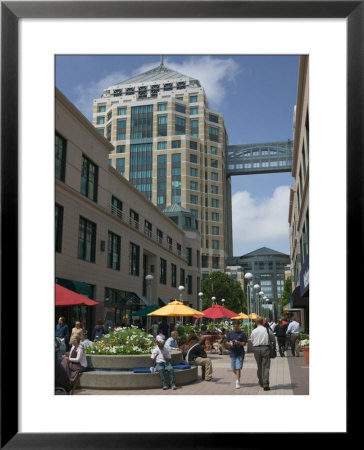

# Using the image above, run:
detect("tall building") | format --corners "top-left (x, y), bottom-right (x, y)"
top-left (288, 55), bottom-right (309, 332)
top-left (92, 59), bottom-right (231, 275)
top-left (226, 247), bottom-right (290, 320)
top-left (56, 88), bottom-right (201, 333)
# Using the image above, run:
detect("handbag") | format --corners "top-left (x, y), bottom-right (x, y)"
top-left (266, 327), bottom-right (277, 359)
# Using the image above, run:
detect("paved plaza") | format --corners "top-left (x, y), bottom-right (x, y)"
top-left (75, 348), bottom-right (309, 395)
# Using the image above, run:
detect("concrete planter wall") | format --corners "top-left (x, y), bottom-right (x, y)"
top-left (86, 350), bottom-right (182, 369)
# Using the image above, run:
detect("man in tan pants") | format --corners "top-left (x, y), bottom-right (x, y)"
top-left (187, 337), bottom-right (215, 381)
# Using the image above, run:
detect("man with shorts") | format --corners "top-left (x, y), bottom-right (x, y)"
top-left (226, 321), bottom-right (247, 389)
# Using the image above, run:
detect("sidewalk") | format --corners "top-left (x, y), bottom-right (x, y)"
top-left (75, 348), bottom-right (309, 395)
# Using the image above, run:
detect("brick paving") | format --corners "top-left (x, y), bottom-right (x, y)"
top-left (75, 347), bottom-right (309, 395)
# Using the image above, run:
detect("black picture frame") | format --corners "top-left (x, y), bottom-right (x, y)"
top-left (1, 1), bottom-right (358, 447)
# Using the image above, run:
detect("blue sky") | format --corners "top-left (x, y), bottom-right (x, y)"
top-left (56, 54), bottom-right (299, 256)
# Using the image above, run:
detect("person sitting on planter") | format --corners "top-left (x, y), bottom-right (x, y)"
top-left (186, 337), bottom-right (215, 382)
top-left (151, 337), bottom-right (177, 390)
top-left (165, 330), bottom-right (180, 350)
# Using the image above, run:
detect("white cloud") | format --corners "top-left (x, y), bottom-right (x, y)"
top-left (232, 186), bottom-right (291, 253)
top-left (74, 71), bottom-right (128, 121)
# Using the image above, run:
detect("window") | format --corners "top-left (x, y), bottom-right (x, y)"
top-left (107, 110), bottom-right (112, 121)
top-left (212, 256), bottom-right (220, 269)
top-left (116, 158), bottom-right (125, 176)
top-left (107, 124), bottom-right (111, 141)
top-left (211, 159), bottom-right (218, 168)
top-left (116, 145), bottom-right (125, 153)
top-left (190, 106), bottom-right (198, 115)
top-left (212, 226), bottom-right (219, 235)
top-left (190, 154), bottom-right (198, 163)
top-left (211, 172), bottom-right (218, 181)
top-left (212, 240), bottom-right (219, 249)
top-left (211, 198), bottom-right (219, 208)
top-left (185, 216), bottom-right (192, 228)
top-left (117, 119), bottom-right (127, 140)
top-left (157, 229), bottom-right (163, 244)
top-left (98, 105), bottom-right (106, 112)
top-left (211, 185), bottom-right (218, 194)
top-left (172, 167), bottom-right (181, 176)
top-left (186, 248), bottom-right (192, 266)
top-left (151, 85), bottom-right (160, 97)
top-left (187, 275), bottom-right (192, 295)
top-left (97, 129), bottom-right (104, 136)
top-left (158, 115), bottom-right (167, 136)
top-left (190, 119), bottom-right (199, 137)
top-left (167, 236), bottom-right (173, 251)
top-left (117, 107), bottom-right (126, 115)
top-left (172, 140), bottom-right (181, 149)
top-left (190, 181), bottom-right (198, 190)
top-left (55, 204), bottom-right (63, 252)
top-left (209, 126), bottom-right (219, 142)
top-left (144, 220), bottom-right (152, 238)
top-left (97, 116), bottom-right (105, 125)
top-left (197, 251), bottom-right (200, 268)
top-left (175, 103), bottom-right (186, 114)
top-left (202, 255), bottom-right (208, 268)
top-left (172, 153), bottom-right (181, 163)
top-left (160, 258), bottom-right (167, 284)
top-left (158, 103), bottom-right (167, 111)
top-left (177, 243), bottom-right (182, 256)
top-left (209, 113), bottom-right (219, 123)
top-left (108, 231), bottom-right (121, 270)
top-left (175, 116), bottom-right (186, 135)
top-left (189, 95), bottom-right (198, 103)
top-left (210, 146), bottom-right (218, 155)
top-left (190, 195), bottom-right (198, 204)
top-left (131, 105), bottom-right (153, 139)
top-left (171, 264), bottom-right (177, 287)
top-left (78, 217), bottom-right (96, 263)
top-left (138, 86), bottom-right (147, 99)
top-left (190, 167), bottom-right (198, 177)
top-left (180, 268), bottom-right (185, 287)
top-left (163, 83), bottom-right (173, 91)
top-left (129, 243), bottom-right (140, 276)
top-left (190, 140), bottom-right (198, 150)
top-left (55, 133), bottom-right (67, 182)
top-left (126, 87), bottom-right (134, 95)
top-left (130, 209), bottom-right (139, 229)
top-left (111, 195), bottom-right (123, 217)
top-left (80, 155), bottom-right (98, 202)
top-left (211, 212), bottom-right (219, 221)
top-left (157, 195), bottom-right (166, 205)
top-left (157, 141), bottom-right (167, 150)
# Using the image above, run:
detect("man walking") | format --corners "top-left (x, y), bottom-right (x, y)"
top-left (286, 316), bottom-right (301, 356)
top-left (251, 317), bottom-right (275, 391)
top-left (226, 321), bottom-right (247, 389)
top-left (186, 337), bottom-right (215, 382)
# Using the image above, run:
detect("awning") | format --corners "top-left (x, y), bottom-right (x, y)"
top-left (134, 293), bottom-right (148, 307)
top-left (158, 297), bottom-right (169, 306)
top-left (56, 277), bottom-right (93, 298)
top-left (291, 286), bottom-right (309, 308)
top-left (132, 304), bottom-right (160, 317)
top-left (55, 283), bottom-right (98, 307)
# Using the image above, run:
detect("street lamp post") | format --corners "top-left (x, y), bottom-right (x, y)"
top-left (198, 292), bottom-right (203, 312)
top-left (258, 291), bottom-right (264, 317)
top-left (178, 285), bottom-right (185, 325)
top-left (244, 272), bottom-right (253, 337)
top-left (254, 284), bottom-right (260, 316)
top-left (145, 274), bottom-right (154, 332)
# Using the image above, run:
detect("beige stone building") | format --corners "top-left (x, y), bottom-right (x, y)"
top-left (92, 60), bottom-right (231, 277)
top-left (56, 88), bottom-right (201, 333)
top-left (288, 55), bottom-right (309, 331)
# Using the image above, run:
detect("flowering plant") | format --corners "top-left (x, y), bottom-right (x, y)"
top-left (85, 326), bottom-right (155, 355)
top-left (299, 338), bottom-right (309, 348)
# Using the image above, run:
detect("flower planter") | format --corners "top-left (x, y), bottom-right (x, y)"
top-left (301, 346), bottom-right (309, 364)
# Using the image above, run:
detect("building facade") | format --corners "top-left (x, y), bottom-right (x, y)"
top-left (226, 247), bottom-right (290, 320)
top-left (92, 60), bottom-right (232, 276)
top-left (56, 88), bottom-right (201, 333)
top-left (288, 55), bottom-right (309, 332)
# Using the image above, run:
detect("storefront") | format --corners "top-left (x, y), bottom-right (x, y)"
top-left (291, 255), bottom-right (309, 333)
top-left (104, 288), bottom-right (148, 328)
top-left (55, 277), bottom-right (95, 337)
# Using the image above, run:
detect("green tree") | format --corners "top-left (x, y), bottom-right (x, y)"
top-left (201, 272), bottom-right (246, 313)
top-left (279, 276), bottom-right (292, 316)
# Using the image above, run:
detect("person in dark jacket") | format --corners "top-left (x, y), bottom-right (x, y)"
top-left (275, 319), bottom-right (288, 357)
top-left (91, 319), bottom-right (107, 341)
top-left (55, 316), bottom-right (70, 351)
top-left (186, 337), bottom-right (215, 381)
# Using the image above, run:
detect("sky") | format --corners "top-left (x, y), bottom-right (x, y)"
top-left (56, 54), bottom-right (299, 256)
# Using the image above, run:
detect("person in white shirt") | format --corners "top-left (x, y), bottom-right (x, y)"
top-left (165, 331), bottom-right (179, 350)
top-left (250, 317), bottom-right (275, 391)
top-left (151, 338), bottom-right (177, 390)
top-left (286, 317), bottom-right (301, 356)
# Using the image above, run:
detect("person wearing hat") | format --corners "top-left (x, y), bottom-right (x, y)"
top-left (151, 337), bottom-right (177, 390)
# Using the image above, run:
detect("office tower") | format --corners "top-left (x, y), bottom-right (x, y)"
top-left (93, 59), bottom-right (231, 275)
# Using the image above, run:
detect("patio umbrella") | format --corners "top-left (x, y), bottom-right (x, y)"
top-left (131, 304), bottom-right (160, 317)
top-left (200, 304), bottom-right (238, 319)
top-left (248, 313), bottom-right (259, 320)
top-left (231, 312), bottom-right (249, 320)
top-left (55, 283), bottom-right (98, 307)
top-left (147, 300), bottom-right (204, 317)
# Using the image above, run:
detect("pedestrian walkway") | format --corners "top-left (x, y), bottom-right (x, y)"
top-left (75, 348), bottom-right (309, 395)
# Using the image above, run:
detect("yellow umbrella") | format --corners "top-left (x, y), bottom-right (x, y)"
top-left (248, 313), bottom-right (259, 320)
top-left (148, 300), bottom-right (204, 317)
top-left (231, 312), bottom-right (249, 320)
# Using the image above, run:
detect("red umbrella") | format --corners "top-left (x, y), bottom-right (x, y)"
top-left (199, 304), bottom-right (238, 319)
top-left (55, 283), bottom-right (98, 307)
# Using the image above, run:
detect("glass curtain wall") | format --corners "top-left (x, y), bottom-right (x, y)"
top-left (130, 143), bottom-right (153, 201)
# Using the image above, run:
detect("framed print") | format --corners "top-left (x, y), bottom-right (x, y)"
top-left (1, 0), bottom-right (360, 447)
